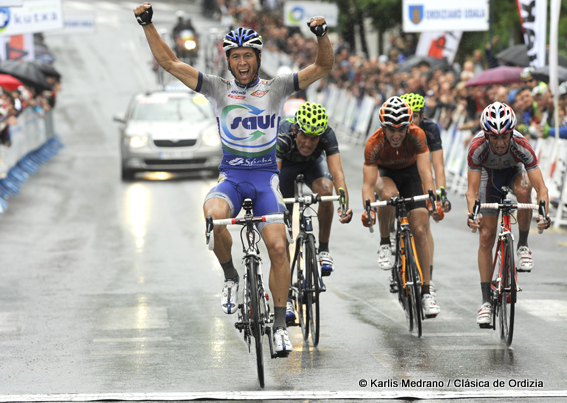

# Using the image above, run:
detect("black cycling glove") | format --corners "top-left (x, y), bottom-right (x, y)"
top-left (307, 17), bottom-right (327, 37)
top-left (136, 5), bottom-right (153, 26)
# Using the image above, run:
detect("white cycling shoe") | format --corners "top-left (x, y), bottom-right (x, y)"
top-left (221, 277), bottom-right (239, 314)
top-left (477, 302), bottom-right (492, 328)
top-left (517, 246), bottom-right (534, 272)
top-left (377, 244), bottom-right (394, 270)
top-left (273, 328), bottom-right (293, 355)
top-left (422, 294), bottom-right (440, 318)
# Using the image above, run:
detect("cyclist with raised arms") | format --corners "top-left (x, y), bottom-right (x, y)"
top-left (276, 102), bottom-right (353, 323)
top-left (361, 96), bottom-right (441, 317)
top-left (465, 102), bottom-right (550, 327)
top-left (400, 93), bottom-right (451, 294)
top-left (134, 3), bottom-right (334, 354)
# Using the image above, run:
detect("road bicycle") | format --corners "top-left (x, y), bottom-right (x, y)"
top-left (365, 190), bottom-right (435, 337)
top-left (283, 174), bottom-right (346, 346)
top-left (205, 199), bottom-right (293, 387)
top-left (470, 187), bottom-right (547, 346)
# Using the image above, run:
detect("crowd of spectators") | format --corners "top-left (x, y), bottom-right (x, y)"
top-left (0, 34), bottom-right (60, 147)
top-left (211, 0), bottom-right (567, 142)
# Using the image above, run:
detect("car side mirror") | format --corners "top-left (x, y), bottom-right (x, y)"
top-left (113, 113), bottom-right (126, 123)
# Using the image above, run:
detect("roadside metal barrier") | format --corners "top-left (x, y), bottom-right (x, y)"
top-left (0, 109), bottom-right (63, 214)
top-left (306, 83), bottom-right (567, 228)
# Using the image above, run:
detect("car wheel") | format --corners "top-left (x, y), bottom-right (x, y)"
top-left (121, 166), bottom-right (136, 181)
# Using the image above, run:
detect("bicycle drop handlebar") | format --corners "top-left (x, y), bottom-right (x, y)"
top-left (471, 199), bottom-right (549, 234)
top-left (364, 190), bottom-right (436, 233)
top-left (205, 210), bottom-right (294, 251)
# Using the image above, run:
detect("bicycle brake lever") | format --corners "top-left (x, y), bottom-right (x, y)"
top-left (471, 199), bottom-right (481, 233)
top-left (206, 215), bottom-right (215, 250)
top-left (284, 210), bottom-right (294, 244)
top-left (339, 188), bottom-right (347, 218)
top-left (365, 199), bottom-right (374, 233)
top-left (538, 200), bottom-right (548, 234)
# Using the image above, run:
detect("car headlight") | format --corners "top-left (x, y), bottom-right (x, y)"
top-left (127, 135), bottom-right (148, 148)
top-left (201, 128), bottom-right (221, 147)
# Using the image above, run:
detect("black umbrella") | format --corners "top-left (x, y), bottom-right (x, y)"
top-left (394, 55), bottom-right (450, 74)
top-left (530, 65), bottom-right (567, 84)
top-left (496, 44), bottom-right (567, 68)
top-left (0, 60), bottom-right (52, 91)
top-left (30, 60), bottom-right (61, 80)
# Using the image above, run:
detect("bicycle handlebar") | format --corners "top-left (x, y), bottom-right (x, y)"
top-left (283, 194), bottom-right (340, 205)
top-left (479, 202), bottom-right (540, 210)
top-left (470, 199), bottom-right (549, 234)
top-left (205, 211), bottom-right (294, 251)
top-left (370, 193), bottom-right (430, 208)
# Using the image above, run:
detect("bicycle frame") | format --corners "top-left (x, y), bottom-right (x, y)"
top-left (369, 191), bottom-right (434, 337)
top-left (472, 189), bottom-right (547, 346)
top-left (283, 174), bottom-right (343, 346)
top-left (205, 199), bottom-right (293, 386)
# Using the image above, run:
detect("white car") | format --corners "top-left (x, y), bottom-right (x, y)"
top-left (114, 89), bottom-right (222, 180)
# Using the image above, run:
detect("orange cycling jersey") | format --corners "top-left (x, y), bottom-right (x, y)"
top-left (364, 124), bottom-right (429, 169)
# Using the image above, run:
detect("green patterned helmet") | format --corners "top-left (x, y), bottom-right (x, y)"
top-left (295, 102), bottom-right (328, 136)
top-left (400, 93), bottom-right (425, 113)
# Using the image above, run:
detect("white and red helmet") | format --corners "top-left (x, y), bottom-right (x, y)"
top-left (480, 102), bottom-right (517, 136)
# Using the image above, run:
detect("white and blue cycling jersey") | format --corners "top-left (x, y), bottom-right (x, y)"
top-left (196, 72), bottom-right (300, 171)
top-left (198, 72), bottom-right (300, 221)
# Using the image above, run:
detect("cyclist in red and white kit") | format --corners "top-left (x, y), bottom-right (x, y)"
top-left (465, 102), bottom-right (550, 327)
top-left (134, 3), bottom-right (334, 354)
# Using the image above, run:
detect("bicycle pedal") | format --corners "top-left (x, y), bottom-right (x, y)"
top-left (389, 283), bottom-right (398, 293)
top-left (478, 323), bottom-right (493, 329)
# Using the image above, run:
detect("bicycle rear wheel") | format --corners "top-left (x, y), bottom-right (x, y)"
top-left (305, 234), bottom-right (320, 346)
top-left (499, 234), bottom-right (516, 346)
top-left (405, 232), bottom-right (422, 337)
top-left (248, 258), bottom-right (265, 387)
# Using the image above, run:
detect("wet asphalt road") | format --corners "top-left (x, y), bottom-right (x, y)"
top-left (1, 1), bottom-right (567, 402)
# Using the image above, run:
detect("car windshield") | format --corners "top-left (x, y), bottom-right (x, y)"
top-left (130, 94), bottom-right (214, 121)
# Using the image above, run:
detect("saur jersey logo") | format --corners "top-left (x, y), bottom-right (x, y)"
top-left (219, 103), bottom-right (278, 158)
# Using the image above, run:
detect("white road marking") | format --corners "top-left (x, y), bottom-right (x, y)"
top-left (517, 299), bottom-right (567, 322)
top-left (92, 337), bottom-right (172, 343)
top-left (0, 390), bottom-right (566, 401)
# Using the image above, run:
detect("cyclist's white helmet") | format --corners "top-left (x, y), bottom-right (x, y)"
top-left (223, 27), bottom-right (263, 56)
top-left (480, 102), bottom-right (517, 136)
top-left (379, 96), bottom-right (413, 129)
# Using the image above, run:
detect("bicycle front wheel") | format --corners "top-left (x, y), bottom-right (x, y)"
top-left (499, 234), bottom-right (516, 346)
top-left (305, 234), bottom-right (320, 346)
top-left (405, 232), bottom-right (422, 338)
top-left (248, 258), bottom-right (265, 387)
top-left (393, 233), bottom-right (412, 331)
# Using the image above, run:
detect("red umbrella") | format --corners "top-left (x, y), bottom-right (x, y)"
top-left (465, 66), bottom-right (524, 87)
top-left (0, 74), bottom-right (24, 91)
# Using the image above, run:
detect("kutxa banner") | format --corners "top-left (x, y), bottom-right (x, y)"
top-left (0, 0), bottom-right (63, 36)
top-left (516, 0), bottom-right (547, 68)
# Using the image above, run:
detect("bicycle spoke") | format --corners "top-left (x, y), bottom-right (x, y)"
top-left (249, 259), bottom-right (264, 387)
top-left (500, 234), bottom-right (515, 346)
top-left (306, 235), bottom-right (320, 346)
top-left (406, 233), bottom-right (422, 337)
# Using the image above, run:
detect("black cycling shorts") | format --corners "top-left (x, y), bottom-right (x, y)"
top-left (378, 162), bottom-right (426, 211)
top-left (279, 155), bottom-right (333, 213)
